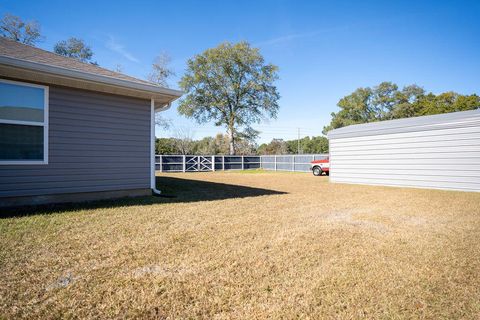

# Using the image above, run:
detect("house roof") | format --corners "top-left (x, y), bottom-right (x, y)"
top-left (0, 37), bottom-right (182, 108)
top-left (327, 109), bottom-right (480, 139)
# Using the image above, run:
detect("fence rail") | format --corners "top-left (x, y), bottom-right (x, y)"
top-left (156, 154), bottom-right (328, 173)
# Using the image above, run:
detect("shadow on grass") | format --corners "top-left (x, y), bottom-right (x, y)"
top-left (158, 175), bottom-right (286, 201)
top-left (1, 175), bottom-right (286, 218)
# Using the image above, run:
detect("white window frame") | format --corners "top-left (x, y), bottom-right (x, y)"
top-left (0, 78), bottom-right (49, 165)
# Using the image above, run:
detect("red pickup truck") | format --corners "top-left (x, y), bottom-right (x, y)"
top-left (310, 157), bottom-right (329, 176)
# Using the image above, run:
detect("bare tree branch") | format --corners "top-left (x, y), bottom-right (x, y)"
top-left (0, 13), bottom-right (43, 46)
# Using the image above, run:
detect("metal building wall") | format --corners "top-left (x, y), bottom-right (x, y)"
top-left (328, 110), bottom-right (480, 192)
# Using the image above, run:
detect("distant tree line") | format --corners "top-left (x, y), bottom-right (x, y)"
top-left (323, 81), bottom-right (480, 133)
top-left (156, 133), bottom-right (257, 155)
top-left (156, 134), bottom-right (328, 155)
top-left (257, 136), bottom-right (328, 155)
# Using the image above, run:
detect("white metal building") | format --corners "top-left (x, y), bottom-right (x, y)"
top-left (327, 110), bottom-right (480, 192)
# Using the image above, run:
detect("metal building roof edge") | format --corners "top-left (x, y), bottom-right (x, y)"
top-left (327, 109), bottom-right (480, 139)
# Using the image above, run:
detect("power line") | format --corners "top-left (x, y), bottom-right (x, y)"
top-left (297, 128), bottom-right (300, 154)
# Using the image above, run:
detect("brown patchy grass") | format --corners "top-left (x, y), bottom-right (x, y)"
top-left (1, 171), bottom-right (480, 319)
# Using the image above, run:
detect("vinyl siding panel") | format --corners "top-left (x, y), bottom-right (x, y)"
top-left (328, 110), bottom-right (480, 192)
top-left (0, 85), bottom-right (151, 197)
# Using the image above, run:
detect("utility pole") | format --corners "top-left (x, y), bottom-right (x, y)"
top-left (297, 128), bottom-right (300, 154)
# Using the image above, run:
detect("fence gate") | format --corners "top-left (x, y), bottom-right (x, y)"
top-left (157, 154), bottom-right (328, 172)
top-left (185, 156), bottom-right (214, 172)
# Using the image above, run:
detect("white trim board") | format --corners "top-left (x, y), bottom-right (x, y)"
top-left (0, 78), bottom-right (49, 165)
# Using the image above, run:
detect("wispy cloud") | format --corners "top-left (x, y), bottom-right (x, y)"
top-left (255, 26), bottom-right (349, 47)
top-left (105, 35), bottom-right (139, 63)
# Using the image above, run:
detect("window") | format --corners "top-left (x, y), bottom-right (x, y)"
top-left (0, 79), bottom-right (48, 164)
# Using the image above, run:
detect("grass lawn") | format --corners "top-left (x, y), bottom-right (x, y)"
top-left (1, 171), bottom-right (480, 319)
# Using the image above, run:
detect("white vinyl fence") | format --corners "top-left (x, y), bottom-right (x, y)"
top-left (260, 154), bottom-right (329, 172)
top-left (156, 154), bottom-right (328, 173)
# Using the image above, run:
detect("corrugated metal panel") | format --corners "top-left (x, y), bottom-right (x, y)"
top-left (0, 85), bottom-right (151, 197)
top-left (328, 110), bottom-right (480, 139)
top-left (328, 110), bottom-right (480, 192)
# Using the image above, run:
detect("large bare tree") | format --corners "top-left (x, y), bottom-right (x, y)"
top-left (148, 52), bottom-right (175, 129)
top-left (172, 127), bottom-right (194, 155)
top-left (148, 52), bottom-right (175, 88)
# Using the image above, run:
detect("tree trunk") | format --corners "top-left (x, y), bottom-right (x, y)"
top-left (228, 127), bottom-right (235, 155)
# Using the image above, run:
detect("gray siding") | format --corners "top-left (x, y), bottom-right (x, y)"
top-left (328, 110), bottom-right (480, 192)
top-left (0, 85), bottom-right (151, 197)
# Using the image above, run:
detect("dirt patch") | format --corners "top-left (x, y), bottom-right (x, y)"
top-left (45, 272), bottom-right (76, 291)
top-left (323, 210), bottom-right (391, 233)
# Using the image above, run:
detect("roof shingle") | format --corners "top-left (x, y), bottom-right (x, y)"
top-left (0, 37), bottom-right (155, 86)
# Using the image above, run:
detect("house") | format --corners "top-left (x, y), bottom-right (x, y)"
top-left (0, 37), bottom-right (182, 207)
top-left (327, 110), bottom-right (480, 192)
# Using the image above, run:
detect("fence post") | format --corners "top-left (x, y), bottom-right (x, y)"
top-left (274, 155), bottom-right (277, 171)
top-left (182, 155), bottom-right (186, 172)
top-left (260, 155), bottom-right (262, 170)
top-left (292, 155), bottom-right (295, 172)
top-left (159, 155), bottom-right (163, 172)
top-left (198, 156), bottom-right (201, 171)
top-left (212, 155), bottom-right (215, 172)
top-left (241, 155), bottom-right (244, 170)
top-left (222, 156), bottom-right (225, 170)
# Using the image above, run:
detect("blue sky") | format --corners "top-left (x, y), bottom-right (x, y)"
top-left (2, 0), bottom-right (479, 143)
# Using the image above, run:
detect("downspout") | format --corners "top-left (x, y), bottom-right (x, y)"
top-left (151, 99), bottom-right (171, 195)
